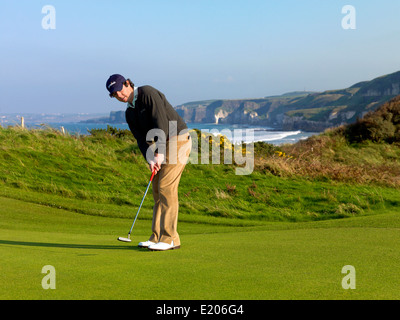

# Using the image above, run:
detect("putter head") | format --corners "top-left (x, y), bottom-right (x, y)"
top-left (117, 237), bottom-right (132, 243)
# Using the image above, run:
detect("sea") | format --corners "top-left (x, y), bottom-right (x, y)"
top-left (26, 122), bottom-right (318, 145)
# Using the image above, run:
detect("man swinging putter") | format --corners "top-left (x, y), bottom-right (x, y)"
top-left (106, 74), bottom-right (191, 251)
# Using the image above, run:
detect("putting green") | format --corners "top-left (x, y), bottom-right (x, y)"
top-left (1, 196), bottom-right (399, 300)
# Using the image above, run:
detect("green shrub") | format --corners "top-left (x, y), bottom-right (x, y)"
top-left (345, 95), bottom-right (400, 143)
top-left (88, 125), bottom-right (134, 139)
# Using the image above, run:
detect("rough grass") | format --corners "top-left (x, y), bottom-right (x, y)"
top-left (260, 132), bottom-right (400, 187)
top-left (0, 125), bottom-right (399, 224)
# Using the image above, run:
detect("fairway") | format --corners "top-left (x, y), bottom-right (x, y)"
top-left (1, 196), bottom-right (400, 300)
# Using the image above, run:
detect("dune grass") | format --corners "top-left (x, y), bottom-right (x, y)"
top-left (0, 125), bottom-right (399, 224)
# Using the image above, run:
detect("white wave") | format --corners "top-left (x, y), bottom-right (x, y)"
top-left (231, 130), bottom-right (302, 144)
top-left (190, 125), bottom-right (313, 145)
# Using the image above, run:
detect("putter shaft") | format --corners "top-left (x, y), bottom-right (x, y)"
top-left (127, 170), bottom-right (156, 236)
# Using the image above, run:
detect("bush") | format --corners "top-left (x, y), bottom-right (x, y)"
top-left (345, 95), bottom-right (400, 143)
top-left (254, 141), bottom-right (278, 157)
top-left (88, 125), bottom-right (134, 140)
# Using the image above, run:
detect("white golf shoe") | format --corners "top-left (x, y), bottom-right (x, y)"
top-left (138, 240), bottom-right (156, 248)
top-left (148, 241), bottom-right (180, 251)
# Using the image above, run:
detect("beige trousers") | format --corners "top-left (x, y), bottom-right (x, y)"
top-left (149, 133), bottom-right (191, 246)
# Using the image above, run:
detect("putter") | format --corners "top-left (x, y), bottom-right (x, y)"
top-left (118, 169), bottom-right (156, 243)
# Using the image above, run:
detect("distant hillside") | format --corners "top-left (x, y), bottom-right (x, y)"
top-left (81, 110), bottom-right (126, 124)
top-left (175, 71), bottom-right (400, 132)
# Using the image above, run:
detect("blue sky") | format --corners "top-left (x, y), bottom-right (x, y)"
top-left (1, 0), bottom-right (400, 114)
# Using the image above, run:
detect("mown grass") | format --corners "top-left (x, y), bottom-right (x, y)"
top-left (1, 196), bottom-right (400, 300)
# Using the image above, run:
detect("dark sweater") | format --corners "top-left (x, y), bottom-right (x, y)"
top-left (125, 85), bottom-right (188, 159)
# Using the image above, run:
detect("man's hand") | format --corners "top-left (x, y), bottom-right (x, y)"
top-left (149, 153), bottom-right (165, 174)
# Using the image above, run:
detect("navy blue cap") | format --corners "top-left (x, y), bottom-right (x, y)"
top-left (106, 74), bottom-right (126, 97)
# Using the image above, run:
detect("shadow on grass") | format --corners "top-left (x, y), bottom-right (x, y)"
top-left (0, 239), bottom-right (148, 251)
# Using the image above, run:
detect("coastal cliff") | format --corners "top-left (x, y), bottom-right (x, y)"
top-left (175, 71), bottom-right (400, 132)
top-left (83, 71), bottom-right (400, 132)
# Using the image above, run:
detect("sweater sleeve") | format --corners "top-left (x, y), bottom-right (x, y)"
top-left (125, 108), bottom-right (150, 159)
top-left (145, 91), bottom-right (168, 154)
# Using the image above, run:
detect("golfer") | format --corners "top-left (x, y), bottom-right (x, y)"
top-left (106, 74), bottom-right (191, 251)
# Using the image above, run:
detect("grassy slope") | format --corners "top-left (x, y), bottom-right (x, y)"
top-left (0, 125), bottom-right (400, 299)
top-left (0, 126), bottom-right (399, 223)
